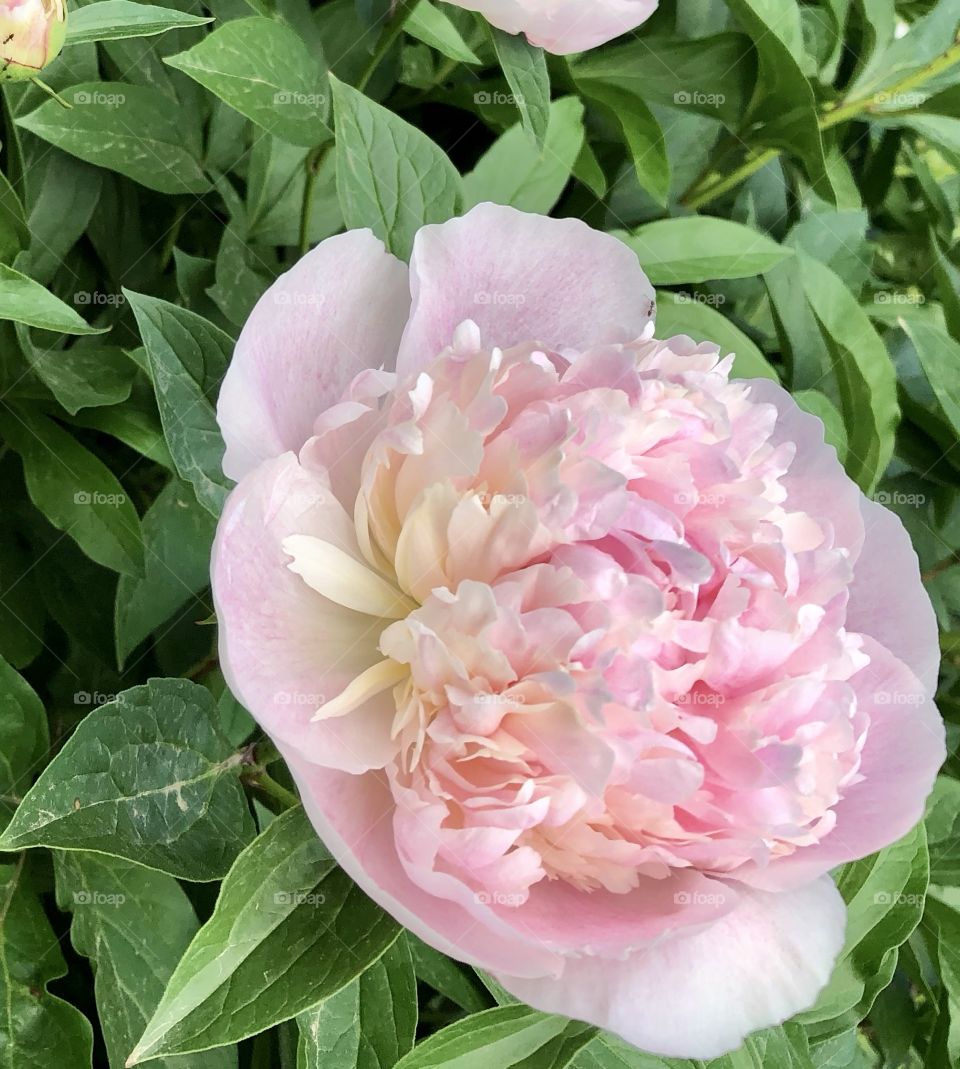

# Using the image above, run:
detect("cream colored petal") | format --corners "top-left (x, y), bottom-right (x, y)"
top-left (313, 659), bottom-right (409, 721)
top-left (283, 534), bottom-right (413, 618)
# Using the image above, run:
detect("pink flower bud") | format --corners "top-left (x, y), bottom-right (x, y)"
top-left (0, 0), bottom-right (66, 81)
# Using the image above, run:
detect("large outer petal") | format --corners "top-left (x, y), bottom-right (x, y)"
top-left (212, 452), bottom-right (397, 773)
top-left (282, 747), bottom-right (563, 978)
top-left (217, 230), bottom-right (409, 481)
top-left (396, 203), bottom-right (656, 379)
top-left (738, 638), bottom-right (944, 891)
top-left (492, 870), bottom-right (740, 956)
top-left (447, 0), bottom-right (658, 54)
top-left (847, 496), bottom-right (940, 695)
top-left (497, 877), bottom-right (847, 1059)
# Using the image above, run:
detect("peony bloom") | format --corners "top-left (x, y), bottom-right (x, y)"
top-left (212, 204), bottom-right (944, 1058)
top-left (0, 0), bottom-right (66, 80)
top-left (448, 0), bottom-right (657, 55)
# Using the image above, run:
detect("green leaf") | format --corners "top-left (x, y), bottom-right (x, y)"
top-left (463, 96), bottom-right (585, 214)
top-left (393, 1005), bottom-right (594, 1069)
top-left (724, 0), bottom-right (833, 198)
top-left (925, 775), bottom-right (960, 885)
top-left (128, 806), bottom-right (401, 1064)
top-left (165, 18), bottom-right (330, 149)
top-left (899, 317), bottom-right (960, 443)
top-left (407, 935), bottom-right (490, 1014)
top-left (800, 823), bottom-right (929, 1039)
top-left (0, 679), bottom-right (256, 881)
top-left (763, 256), bottom-right (833, 391)
top-left (488, 26), bottom-right (550, 150)
top-left (68, 394), bottom-right (174, 470)
top-left (124, 290), bottom-right (233, 518)
top-left (923, 894), bottom-right (960, 1065)
top-left (571, 34), bottom-right (756, 129)
top-left (0, 263), bottom-right (106, 334)
top-left (331, 75), bottom-right (462, 260)
top-left (573, 1024), bottom-right (815, 1068)
top-left (23, 153), bottom-right (102, 285)
top-left (65, 1), bottom-right (213, 46)
top-left (296, 935), bottom-right (417, 1068)
top-left (570, 1032), bottom-right (675, 1068)
top-left (792, 390), bottom-right (848, 462)
top-left (620, 218), bottom-right (792, 284)
top-left (0, 656), bottom-right (47, 831)
top-left (655, 290), bottom-right (778, 382)
top-left (795, 251), bottom-right (899, 493)
top-left (30, 345), bottom-right (136, 415)
top-left (17, 83), bottom-right (209, 196)
top-left (115, 478), bottom-right (217, 668)
top-left (847, 1), bottom-right (960, 100)
top-left (55, 851), bottom-right (238, 1069)
top-left (929, 230), bottom-right (960, 342)
top-left (577, 81), bottom-right (669, 206)
top-left (0, 409), bottom-right (144, 577)
top-left (406, 1), bottom-right (480, 65)
top-left (0, 171), bottom-right (28, 267)
top-left (0, 858), bottom-right (94, 1068)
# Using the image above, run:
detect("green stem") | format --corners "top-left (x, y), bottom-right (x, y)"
top-left (253, 737), bottom-right (282, 767)
top-left (30, 77), bottom-right (72, 109)
top-left (242, 738), bottom-right (299, 811)
top-left (356, 0), bottom-right (418, 94)
top-left (821, 39), bottom-right (960, 130)
top-left (684, 148), bottom-right (779, 211)
top-left (246, 768), bottom-right (300, 811)
top-left (681, 39), bottom-right (960, 210)
top-left (298, 140), bottom-right (333, 256)
top-left (924, 551), bottom-right (960, 583)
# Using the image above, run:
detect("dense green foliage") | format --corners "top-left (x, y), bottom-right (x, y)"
top-left (0, 0), bottom-right (959, 1065)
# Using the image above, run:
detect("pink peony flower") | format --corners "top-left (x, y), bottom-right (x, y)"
top-left (447, 0), bottom-right (658, 55)
top-left (212, 203), bottom-right (944, 1058)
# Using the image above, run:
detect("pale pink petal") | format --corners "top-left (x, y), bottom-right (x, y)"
top-left (847, 496), bottom-right (940, 695)
top-left (217, 230), bottom-right (409, 481)
top-left (212, 453), bottom-right (397, 772)
top-left (497, 877), bottom-right (846, 1059)
top-left (495, 871), bottom-right (739, 956)
top-left (738, 638), bottom-right (944, 891)
top-left (743, 378), bottom-right (865, 555)
top-left (396, 203), bottom-right (655, 379)
top-left (282, 746), bottom-right (563, 978)
top-left (447, 0), bottom-right (658, 54)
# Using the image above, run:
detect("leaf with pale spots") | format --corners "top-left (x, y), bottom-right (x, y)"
top-left (0, 678), bottom-right (256, 881)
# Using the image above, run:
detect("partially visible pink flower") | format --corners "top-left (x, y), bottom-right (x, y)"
top-left (212, 204), bottom-right (944, 1059)
top-left (0, 0), bottom-right (66, 80)
top-left (448, 0), bottom-right (657, 55)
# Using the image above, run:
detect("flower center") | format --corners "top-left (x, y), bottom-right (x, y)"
top-left (283, 329), bottom-right (870, 901)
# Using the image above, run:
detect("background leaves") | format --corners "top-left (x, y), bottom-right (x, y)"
top-left (0, 0), bottom-right (958, 1066)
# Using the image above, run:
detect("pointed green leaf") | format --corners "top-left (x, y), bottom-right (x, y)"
top-left (0, 679), bottom-right (256, 880)
top-left (129, 806), bottom-right (400, 1063)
